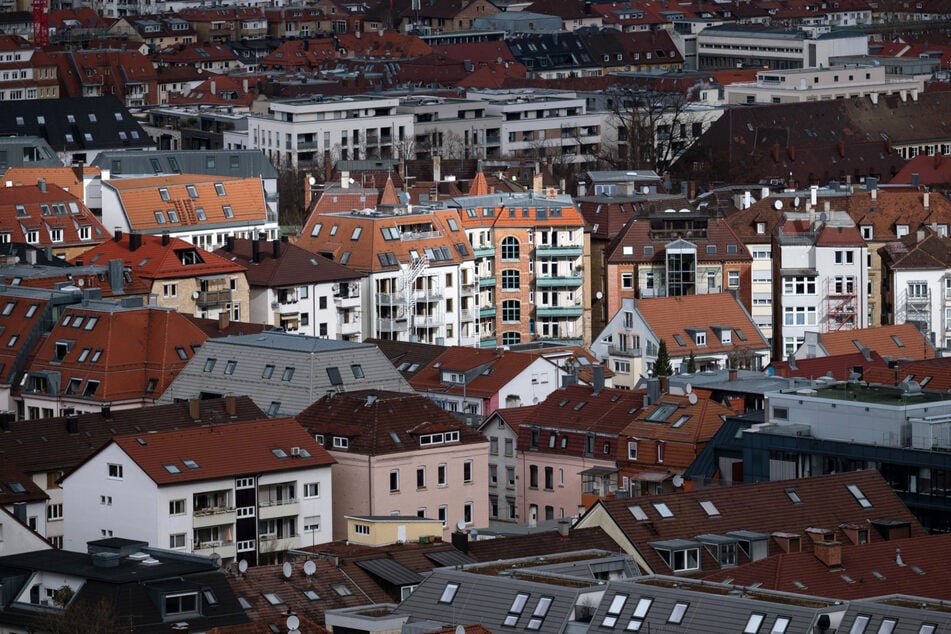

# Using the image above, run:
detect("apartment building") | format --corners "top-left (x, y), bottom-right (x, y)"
top-left (299, 197), bottom-right (478, 346)
top-left (771, 207), bottom-right (868, 359)
top-left (75, 231), bottom-right (250, 322)
top-left (0, 35), bottom-right (58, 101)
top-left (451, 188), bottom-right (591, 347)
top-left (696, 24), bottom-right (868, 70)
top-left (397, 95), bottom-right (504, 160)
top-left (62, 418), bottom-right (334, 565)
top-left (239, 95), bottom-right (415, 168)
top-left (99, 173), bottom-right (279, 250)
top-left (724, 64), bottom-right (923, 104)
top-left (214, 237), bottom-right (365, 340)
top-left (296, 389), bottom-right (488, 540)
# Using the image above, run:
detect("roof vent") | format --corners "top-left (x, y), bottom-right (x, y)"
top-left (141, 557), bottom-right (161, 566)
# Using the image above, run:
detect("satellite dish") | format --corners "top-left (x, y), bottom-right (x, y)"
top-left (283, 562), bottom-right (292, 579)
top-left (595, 291), bottom-right (604, 300)
top-left (794, 196), bottom-right (800, 208)
top-left (238, 559), bottom-right (248, 574)
top-left (456, 519), bottom-right (467, 531)
top-left (773, 199), bottom-right (783, 210)
top-left (308, 176), bottom-right (316, 185)
top-left (192, 291), bottom-right (200, 300)
top-left (641, 186), bottom-right (650, 194)
top-left (210, 553), bottom-right (222, 569)
top-left (672, 474), bottom-right (685, 488)
top-left (287, 615), bottom-right (301, 630)
top-left (688, 392), bottom-right (698, 405)
top-left (685, 383), bottom-right (692, 393)
top-left (303, 560), bottom-right (316, 576)
top-left (456, 625), bottom-right (466, 634)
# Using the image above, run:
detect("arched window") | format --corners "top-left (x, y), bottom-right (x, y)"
top-left (501, 236), bottom-right (519, 261)
top-left (502, 300), bottom-right (520, 323)
top-left (501, 269), bottom-right (520, 290)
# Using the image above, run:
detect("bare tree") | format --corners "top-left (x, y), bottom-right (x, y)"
top-left (600, 84), bottom-right (703, 172)
top-left (37, 597), bottom-right (122, 634)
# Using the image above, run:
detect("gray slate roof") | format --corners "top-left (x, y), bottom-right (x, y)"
top-left (92, 149), bottom-right (278, 179)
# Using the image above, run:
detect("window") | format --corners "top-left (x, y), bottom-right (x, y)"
top-left (847, 483), bottom-right (872, 508)
top-left (502, 269), bottom-right (520, 290)
top-left (464, 460), bottom-right (473, 483)
top-left (332, 436), bottom-right (349, 449)
top-left (653, 501), bottom-right (673, 518)
top-left (835, 250), bottom-right (855, 264)
top-left (505, 438), bottom-right (514, 456)
top-left (304, 515), bottom-right (321, 531)
top-left (304, 482), bottom-right (320, 498)
top-left (744, 614), bottom-right (765, 634)
top-left (47, 503), bottom-right (63, 521)
top-left (354, 523), bottom-right (370, 535)
top-left (849, 616), bottom-right (870, 634)
top-left (728, 271), bottom-right (739, 287)
top-left (222, 205), bottom-right (234, 219)
top-left (417, 466), bottom-right (426, 488)
top-left (502, 300), bottom-right (520, 323)
top-left (281, 366), bottom-right (295, 381)
top-left (439, 583), bottom-right (460, 603)
top-left (783, 276), bottom-right (816, 295)
top-left (490, 437), bottom-right (499, 454)
top-left (214, 183), bottom-right (226, 196)
top-left (438, 505), bottom-right (447, 527)
top-left (389, 469), bottom-right (399, 492)
top-left (501, 236), bottom-right (519, 260)
top-left (668, 602), bottom-right (689, 624)
top-left (504, 593), bottom-right (529, 626)
top-left (169, 499), bottom-right (186, 515)
top-left (772, 617), bottom-right (791, 634)
top-left (108, 463), bottom-right (123, 479)
top-left (628, 441), bottom-right (638, 460)
top-left (262, 364), bottom-right (274, 379)
top-left (527, 596), bottom-right (552, 630)
top-left (529, 465), bottom-right (539, 488)
top-left (464, 501), bottom-right (473, 524)
top-left (438, 463), bottom-right (447, 486)
top-left (621, 272), bottom-right (634, 289)
top-left (224, 360), bottom-right (237, 375)
top-left (602, 594), bottom-right (627, 627)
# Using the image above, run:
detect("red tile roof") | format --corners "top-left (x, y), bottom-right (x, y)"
top-left (863, 356), bottom-right (951, 391)
top-left (214, 238), bottom-right (363, 287)
top-left (0, 183), bottom-right (108, 248)
top-left (769, 351), bottom-right (888, 381)
top-left (75, 232), bottom-right (246, 281)
top-left (705, 533), bottom-right (951, 601)
top-left (0, 291), bottom-right (52, 386)
top-left (109, 417), bottom-right (334, 485)
top-left (806, 323), bottom-right (935, 360)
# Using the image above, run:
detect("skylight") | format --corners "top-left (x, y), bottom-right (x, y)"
top-left (847, 483), bottom-right (872, 508)
top-left (699, 500), bottom-right (719, 516)
top-left (785, 488), bottom-right (802, 504)
top-left (439, 582), bottom-right (460, 604)
top-left (628, 505), bottom-right (648, 521)
top-left (653, 502), bottom-right (674, 518)
top-left (164, 464), bottom-right (181, 474)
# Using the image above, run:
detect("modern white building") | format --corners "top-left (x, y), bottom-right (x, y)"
top-left (397, 95), bottom-right (504, 160)
top-left (62, 418), bottom-right (335, 565)
top-left (234, 95), bottom-right (415, 168)
top-left (773, 205), bottom-right (869, 359)
top-left (724, 64), bottom-right (924, 104)
top-left (697, 24), bottom-right (868, 71)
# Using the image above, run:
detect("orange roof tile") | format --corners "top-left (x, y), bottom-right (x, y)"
top-left (809, 323), bottom-right (934, 359)
top-left (103, 174), bottom-right (266, 233)
top-left (2, 166), bottom-right (99, 193)
top-left (0, 183), bottom-right (108, 248)
top-left (110, 417), bottom-right (334, 485)
top-left (469, 172), bottom-right (488, 196)
top-left (636, 293), bottom-right (768, 356)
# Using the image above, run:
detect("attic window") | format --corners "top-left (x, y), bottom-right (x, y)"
top-left (628, 505), bottom-right (648, 521)
top-left (847, 483), bottom-right (872, 508)
top-left (527, 596), bottom-right (552, 630)
top-left (263, 592), bottom-right (283, 605)
top-left (326, 366), bottom-right (343, 385)
top-left (437, 584), bottom-right (459, 605)
top-left (304, 589), bottom-right (320, 601)
top-left (744, 614), bottom-right (765, 634)
top-left (271, 448), bottom-right (288, 459)
top-left (183, 459), bottom-right (199, 470)
top-left (653, 502), bottom-right (674, 518)
top-left (176, 347), bottom-right (188, 360)
top-left (672, 415), bottom-right (689, 428)
top-left (351, 227), bottom-right (363, 240)
top-left (214, 183), bottom-right (226, 196)
top-left (668, 602), bottom-right (689, 624)
top-left (602, 594), bottom-right (627, 627)
top-left (504, 593), bottom-right (530, 626)
top-left (311, 223), bottom-right (322, 237)
top-left (672, 334), bottom-right (685, 346)
top-left (890, 335), bottom-right (904, 348)
top-left (786, 488), bottom-right (802, 504)
top-left (282, 367), bottom-right (295, 381)
top-left (333, 584), bottom-right (352, 597)
top-left (699, 500), bottom-right (719, 516)
top-left (164, 464), bottom-right (181, 474)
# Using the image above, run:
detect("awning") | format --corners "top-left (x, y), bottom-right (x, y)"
top-left (632, 471), bottom-right (673, 483)
top-left (579, 466), bottom-right (618, 477)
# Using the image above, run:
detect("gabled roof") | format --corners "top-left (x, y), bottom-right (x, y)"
top-left (75, 231), bottom-right (246, 281)
top-left (409, 347), bottom-right (543, 399)
top-left (769, 350), bottom-right (887, 381)
top-left (93, 149), bottom-right (278, 180)
top-left (576, 470), bottom-right (926, 576)
top-left (0, 287), bottom-right (55, 386)
top-left (705, 533), bottom-right (951, 601)
top-left (365, 337), bottom-right (449, 380)
top-left (102, 174), bottom-right (267, 233)
top-left (0, 460), bottom-right (47, 505)
top-left (214, 238), bottom-right (363, 287)
top-left (0, 183), bottom-right (108, 248)
top-left (27, 300), bottom-right (210, 403)
top-left (635, 293), bottom-right (769, 356)
top-left (862, 356), bottom-right (951, 391)
top-left (296, 389), bottom-right (485, 456)
top-left (804, 323), bottom-right (934, 359)
top-left (101, 417), bottom-right (334, 486)
top-left (467, 526), bottom-right (622, 561)
top-left (2, 166), bottom-right (99, 193)
top-left (0, 396), bottom-right (263, 476)
top-left (606, 212), bottom-right (752, 265)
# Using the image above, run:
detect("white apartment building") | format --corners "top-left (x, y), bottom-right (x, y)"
top-left (773, 207), bottom-right (868, 358)
top-left (236, 95), bottom-right (415, 168)
top-left (62, 418), bottom-right (334, 566)
top-left (724, 64), bottom-right (924, 104)
top-left (467, 89), bottom-right (602, 165)
top-left (397, 95), bottom-right (504, 160)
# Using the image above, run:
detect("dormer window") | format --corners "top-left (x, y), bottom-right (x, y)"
top-left (896, 224), bottom-right (909, 238)
top-left (695, 332), bottom-right (706, 346)
top-left (650, 540), bottom-right (700, 572)
top-left (756, 222), bottom-right (766, 234)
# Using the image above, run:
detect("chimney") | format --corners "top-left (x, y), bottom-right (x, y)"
top-left (108, 259), bottom-right (124, 294)
top-left (162, 231), bottom-right (170, 246)
top-left (557, 519), bottom-right (571, 538)
top-left (814, 541), bottom-right (843, 568)
top-left (646, 377), bottom-right (660, 405)
top-left (210, 79), bottom-right (216, 95)
top-left (658, 375), bottom-right (669, 394)
top-left (450, 530), bottom-right (469, 553)
top-left (129, 233), bottom-right (141, 252)
top-left (577, 181), bottom-right (586, 197)
top-left (251, 239), bottom-right (260, 263)
top-left (272, 238), bottom-right (281, 259)
top-left (37, 178), bottom-right (47, 192)
top-left (911, 173), bottom-right (920, 187)
top-left (810, 185), bottom-right (818, 207)
top-left (871, 187), bottom-right (877, 202)
top-left (533, 173), bottom-right (544, 193)
top-left (114, 228), bottom-right (122, 242)
top-left (433, 156), bottom-right (441, 183)
top-left (760, 186), bottom-right (769, 200)
top-left (341, 170), bottom-right (350, 189)
top-left (218, 310), bottom-right (230, 330)
top-left (772, 532), bottom-right (802, 553)
top-left (924, 191), bottom-right (930, 210)
top-left (225, 394), bottom-right (237, 416)
top-left (189, 399), bottom-right (201, 421)
top-left (66, 412), bottom-right (79, 434)
top-left (743, 190), bottom-right (751, 209)
top-left (787, 354), bottom-right (797, 371)
top-left (592, 364), bottom-right (604, 395)
top-left (101, 404), bottom-right (112, 420)
top-left (728, 368), bottom-right (738, 381)
top-left (0, 411), bottom-right (12, 431)
top-left (243, 78), bottom-right (248, 93)
top-left (225, 235), bottom-right (235, 251)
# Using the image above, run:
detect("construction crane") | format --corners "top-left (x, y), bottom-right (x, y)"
top-left (33, 0), bottom-right (49, 47)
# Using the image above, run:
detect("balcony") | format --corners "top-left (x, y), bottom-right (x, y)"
top-left (535, 244), bottom-right (583, 257)
top-left (535, 275), bottom-right (583, 288)
top-left (461, 308), bottom-right (476, 322)
top-left (194, 540), bottom-right (236, 559)
top-left (608, 344), bottom-right (643, 358)
top-left (376, 292), bottom-right (403, 305)
top-left (413, 313), bottom-right (444, 328)
top-left (193, 507), bottom-right (236, 528)
top-left (259, 500), bottom-right (299, 520)
top-left (479, 307), bottom-right (497, 318)
top-left (414, 287), bottom-right (444, 301)
top-left (297, 139), bottom-right (320, 149)
top-left (461, 281), bottom-right (477, 296)
top-left (479, 277), bottom-right (497, 288)
top-left (198, 289), bottom-right (233, 308)
top-left (473, 246), bottom-right (496, 258)
top-left (340, 316), bottom-right (362, 336)
top-left (535, 305), bottom-right (583, 318)
top-left (378, 317), bottom-right (409, 332)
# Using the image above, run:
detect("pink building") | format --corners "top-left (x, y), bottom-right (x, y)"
top-left (296, 389), bottom-right (488, 540)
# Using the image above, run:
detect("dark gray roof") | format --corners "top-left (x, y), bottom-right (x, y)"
top-left (0, 97), bottom-right (151, 152)
top-left (356, 559), bottom-right (423, 586)
top-left (92, 149), bottom-right (278, 180)
top-left (425, 550), bottom-right (477, 568)
top-left (0, 136), bottom-right (63, 172)
top-left (837, 596), bottom-right (951, 633)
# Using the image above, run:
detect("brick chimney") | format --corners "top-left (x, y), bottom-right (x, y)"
top-left (814, 541), bottom-right (843, 568)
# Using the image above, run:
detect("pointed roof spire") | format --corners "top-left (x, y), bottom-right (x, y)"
top-left (469, 172), bottom-right (489, 196)
top-left (379, 173), bottom-right (400, 207)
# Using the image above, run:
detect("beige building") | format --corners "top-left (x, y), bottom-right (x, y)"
top-left (724, 65), bottom-right (923, 105)
top-left (344, 516), bottom-right (445, 547)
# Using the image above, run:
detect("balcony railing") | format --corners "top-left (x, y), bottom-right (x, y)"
top-left (378, 317), bottom-right (409, 332)
top-left (197, 289), bottom-right (233, 308)
top-left (535, 305), bottom-right (583, 317)
top-left (608, 344), bottom-right (643, 358)
top-left (534, 244), bottom-right (583, 257)
top-left (535, 275), bottom-right (583, 288)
